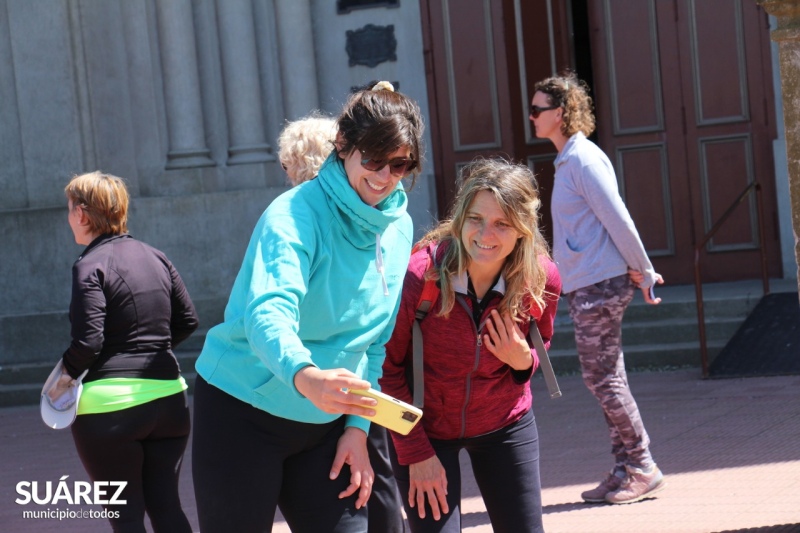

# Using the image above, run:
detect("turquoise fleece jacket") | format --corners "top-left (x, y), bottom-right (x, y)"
top-left (195, 154), bottom-right (413, 433)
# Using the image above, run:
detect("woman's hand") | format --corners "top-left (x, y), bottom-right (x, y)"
top-left (47, 370), bottom-right (76, 404)
top-left (627, 268), bottom-right (645, 287)
top-left (408, 456), bottom-right (449, 520)
top-left (483, 310), bottom-right (532, 371)
top-left (293, 366), bottom-right (377, 417)
top-left (330, 427), bottom-right (373, 509)
top-left (641, 273), bottom-right (665, 305)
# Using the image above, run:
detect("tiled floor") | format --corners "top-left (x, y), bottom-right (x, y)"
top-left (2, 369), bottom-right (799, 532)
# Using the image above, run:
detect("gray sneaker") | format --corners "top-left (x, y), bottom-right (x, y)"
top-left (581, 469), bottom-right (626, 503)
top-left (605, 465), bottom-right (666, 504)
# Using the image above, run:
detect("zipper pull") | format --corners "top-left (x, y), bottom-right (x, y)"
top-left (477, 333), bottom-right (482, 347)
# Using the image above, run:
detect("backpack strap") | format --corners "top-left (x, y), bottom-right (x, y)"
top-left (526, 318), bottom-right (562, 399)
top-left (411, 244), bottom-right (439, 408)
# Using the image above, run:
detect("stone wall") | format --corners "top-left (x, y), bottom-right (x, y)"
top-left (0, 0), bottom-right (436, 366)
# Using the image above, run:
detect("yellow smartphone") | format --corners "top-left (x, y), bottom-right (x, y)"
top-left (349, 388), bottom-right (423, 436)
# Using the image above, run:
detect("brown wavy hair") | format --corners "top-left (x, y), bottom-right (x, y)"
top-left (533, 71), bottom-right (595, 138)
top-left (417, 158), bottom-right (551, 319)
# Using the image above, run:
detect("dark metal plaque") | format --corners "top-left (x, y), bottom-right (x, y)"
top-left (337, 0), bottom-right (399, 14)
top-left (346, 24), bottom-right (397, 68)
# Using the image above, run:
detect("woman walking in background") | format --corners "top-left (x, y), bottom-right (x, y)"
top-left (530, 71), bottom-right (666, 504)
top-left (58, 171), bottom-right (198, 532)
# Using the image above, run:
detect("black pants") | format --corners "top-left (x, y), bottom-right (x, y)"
top-left (70, 391), bottom-right (192, 533)
top-left (367, 424), bottom-right (407, 532)
top-left (390, 409), bottom-right (543, 533)
top-left (192, 376), bottom-right (368, 533)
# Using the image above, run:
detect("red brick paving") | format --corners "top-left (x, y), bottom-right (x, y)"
top-left (2, 369), bottom-right (799, 532)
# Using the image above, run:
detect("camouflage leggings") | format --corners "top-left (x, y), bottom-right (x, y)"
top-left (567, 274), bottom-right (655, 470)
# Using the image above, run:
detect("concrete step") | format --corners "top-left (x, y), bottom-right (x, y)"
top-left (540, 283), bottom-right (757, 374)
top-left (544, 339), bottom-right (725, 375)
top-left (553, 292), bottom-right (757, 323)
top-left (551, 316), bottom-right (742, 349)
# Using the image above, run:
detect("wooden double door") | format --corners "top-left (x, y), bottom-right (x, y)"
top-left (420, 0), bottom-right (782, 284)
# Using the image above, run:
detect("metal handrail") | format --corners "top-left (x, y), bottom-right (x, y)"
top-left (694, 181), bottom-right (769, 378)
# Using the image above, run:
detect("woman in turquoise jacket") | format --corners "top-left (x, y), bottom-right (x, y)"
top-left (192, 82), bottom-right (424, 533)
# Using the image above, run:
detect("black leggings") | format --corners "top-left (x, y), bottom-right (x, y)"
top-left (367, 424), bottom-right (407, 532)
top-left (390, 409), bottom-right (543, 533)
top-left (70, 391), bottom-right (192, 533)
top-left (192, 375), bottom-right (368, 533)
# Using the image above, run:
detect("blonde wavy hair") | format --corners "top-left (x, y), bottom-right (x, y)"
top-left (533, 71), bottom-right (595, 138)
top-left (418, 158), bottom-right (551, 319)
top-left (278, 113), bottom-right (337, 186)
top-left (64, 171), bottom-right (129, 235)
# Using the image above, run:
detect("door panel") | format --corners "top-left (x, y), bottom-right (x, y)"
top-left (698, 135), bottom-right (757, 250)
top-left (677, 0), bottom-right (780, 280)
top-left (604, 1), bottom-right (665, 134)
top-left (589, 0), bottom-right (780, 283)
top-left (690, 0), bottom-right (748, 124)
top-left (616, 144), bottom-right (674, 256)
top-left (422, 0), bottom-right (513, 216)
top-left (421, 0), bottom-right (780, 284)
top-left (512, 0), bottom-right (575, 245)
top-left (421, 0), bottom-right (574, 229)
top-left (445, 0), bottom-right (502, 150)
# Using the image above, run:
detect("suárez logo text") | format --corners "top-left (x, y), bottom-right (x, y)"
top-left (16, 476), bottom-right (127, 505)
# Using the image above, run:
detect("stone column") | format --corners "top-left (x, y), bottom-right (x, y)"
top-left (758, 0), bottom-right (800, 289)
top-left (216, 0), bottom-right (272, 164)
top-left (156, 0), bottom-right (214, 169)
top-left (274, 0), bottom-right (320, 119)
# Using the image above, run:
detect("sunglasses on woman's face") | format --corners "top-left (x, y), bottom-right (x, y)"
top-left (360, 155), bottom-right (418, 177)
top-left (529, 104), bottom-right (560, 119)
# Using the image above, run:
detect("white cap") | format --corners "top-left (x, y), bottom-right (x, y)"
top-left (40, 360), bottom-right (87, 430)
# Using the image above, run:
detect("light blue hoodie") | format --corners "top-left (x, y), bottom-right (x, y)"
top-left (552, 132), bottom-right (657, 293)
top-left (196, 154), bottom-right (413, 433)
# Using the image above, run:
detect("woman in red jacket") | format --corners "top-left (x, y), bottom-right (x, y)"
top-left (381, 158), bottom-right (561, 533)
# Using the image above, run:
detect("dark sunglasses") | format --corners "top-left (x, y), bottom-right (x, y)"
top-left (529, 104), bottom-right (560, 119)
top-left (360, 155), bottom-right (418, 177)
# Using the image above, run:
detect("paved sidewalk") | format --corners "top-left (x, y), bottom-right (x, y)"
top-left (1, 369), bottom-right (798, 532)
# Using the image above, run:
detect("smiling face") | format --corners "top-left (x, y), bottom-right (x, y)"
top-left (339, 145), bottom-right (412, 206)
top-left (460, 190), bottom-right (521, 277)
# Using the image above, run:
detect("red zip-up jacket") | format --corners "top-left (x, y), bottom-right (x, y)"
top-left (380, 242), bottom-right (561, 466)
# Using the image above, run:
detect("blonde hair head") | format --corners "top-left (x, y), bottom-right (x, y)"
top-left (278, 113), bottom-right (337, 186)
top-left (64, 171), bottom-right (129, 235)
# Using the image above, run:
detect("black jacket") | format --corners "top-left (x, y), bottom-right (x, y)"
top-left (62, 234), bottom-right (199, 381)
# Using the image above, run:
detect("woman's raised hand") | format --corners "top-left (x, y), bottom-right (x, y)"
top-left (483, 310), bottom-right (532, 371)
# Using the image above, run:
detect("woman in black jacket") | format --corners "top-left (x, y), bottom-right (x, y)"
top-left (56, 171), bottom-right (198, 532)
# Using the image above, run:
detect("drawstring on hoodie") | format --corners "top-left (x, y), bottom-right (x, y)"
top-left (375, 233), bottom-right (389, 296)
